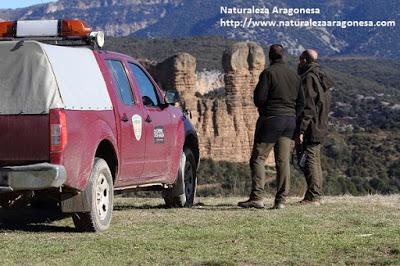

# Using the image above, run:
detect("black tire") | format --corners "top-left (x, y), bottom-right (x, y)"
top-left (72, 158), bottom-right (113, 232)
top-left (162, 147), bottom-right (197, 208)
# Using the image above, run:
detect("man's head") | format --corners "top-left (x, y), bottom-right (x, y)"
top-left (269, 44), bottom-right (284, 62)
top-left (299, 49), bottom-right (318, 65)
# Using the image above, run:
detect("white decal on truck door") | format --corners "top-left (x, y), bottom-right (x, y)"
top-left (132, 114), bottom-right (142, 141)
top-left (153, 126), bottom-right (165, 144)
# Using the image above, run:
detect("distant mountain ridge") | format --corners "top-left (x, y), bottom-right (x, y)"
top-left (0, 0), bottom-right (399, 58)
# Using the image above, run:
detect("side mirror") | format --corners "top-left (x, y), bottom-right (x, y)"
top-left (165, 90), bottom-right (180, 105)
top-left (142, 96), bottom-right (155, 107)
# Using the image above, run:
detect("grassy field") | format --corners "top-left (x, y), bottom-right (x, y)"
top-left (0, 195), bottom-right (399, 265)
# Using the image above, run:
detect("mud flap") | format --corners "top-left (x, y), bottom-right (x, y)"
top-left (163, 151), bottom-right (186, 203)
top-left (60, 188), bottom-right (92, 213)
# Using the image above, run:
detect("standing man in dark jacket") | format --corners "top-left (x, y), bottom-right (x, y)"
top-left (238, 44), bottom-right (304, 209)
top-left (297, 49), bottom-right (332, 205)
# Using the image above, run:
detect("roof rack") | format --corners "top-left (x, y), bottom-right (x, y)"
top-left (0, 19), bottom-right (105, 48)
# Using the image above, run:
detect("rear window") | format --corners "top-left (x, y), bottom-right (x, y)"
top-left (106, 60), bottom-right (134, 105)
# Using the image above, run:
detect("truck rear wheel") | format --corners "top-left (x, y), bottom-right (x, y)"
top-left (162, 148), bottom-right (197, 208)
top-left (72, 158), bottom-right (113, 232)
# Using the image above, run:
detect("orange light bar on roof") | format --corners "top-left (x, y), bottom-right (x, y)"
top-left (60, 20), bottom-right (92, 37)
top-left (0, 19), bottom-right (92, 38)
top-left (0, 21), bottom-right (15, 37)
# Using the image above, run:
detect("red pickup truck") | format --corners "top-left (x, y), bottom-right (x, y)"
top-left (0, 20), bottom-right (200, 231)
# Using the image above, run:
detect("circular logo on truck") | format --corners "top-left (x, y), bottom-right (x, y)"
top-left (132, 114), bottom-right (142, 141)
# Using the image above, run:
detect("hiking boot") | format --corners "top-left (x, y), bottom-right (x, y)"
top-left (238, 199), bottom-right (265, 209)
top-left (271, 202), bottom-right (285, 209)
top-left (299, 199), bottom-right (321, 206)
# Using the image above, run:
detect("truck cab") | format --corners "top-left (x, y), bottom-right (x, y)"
top-left (0, 20), bottom-right (200, 232)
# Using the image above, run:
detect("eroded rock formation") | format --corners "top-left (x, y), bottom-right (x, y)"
top-left (143, 42), bottom-right (274, 164)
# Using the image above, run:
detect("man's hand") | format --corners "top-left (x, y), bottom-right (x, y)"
top-left (295, 133), bottom-right (304, 145)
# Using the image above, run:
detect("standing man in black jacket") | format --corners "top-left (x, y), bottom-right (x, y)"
top-left (297, 49), bottom-right (332, 205)
top-left (238, 44), bottom-right (304, 209)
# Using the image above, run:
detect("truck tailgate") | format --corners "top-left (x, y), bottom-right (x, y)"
top-left (0, 115), bottom-right (49, 164)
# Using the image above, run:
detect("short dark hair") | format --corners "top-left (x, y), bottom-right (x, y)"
top-left (269, 44), bottom-right (284, 61)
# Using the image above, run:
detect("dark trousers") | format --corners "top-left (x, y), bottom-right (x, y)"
top-left (249, 137), bottom-right (293, 203)
top-left (303, 143), bottom-right (323, 201)
top-left (249, 116), bottom-right (295, 203)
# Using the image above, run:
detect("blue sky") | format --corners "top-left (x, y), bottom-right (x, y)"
top-left (0, 0), bottom-right (55, 9)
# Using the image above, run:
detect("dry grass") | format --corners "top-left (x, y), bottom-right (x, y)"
top-left (0, 195), bottom-right (399, 265)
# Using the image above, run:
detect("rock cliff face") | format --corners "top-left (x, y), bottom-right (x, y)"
top-left (144, 42), bottom-right (275, 164)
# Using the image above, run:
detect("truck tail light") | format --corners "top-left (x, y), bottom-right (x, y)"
top-left (50, 109), bottom-right (68, 155)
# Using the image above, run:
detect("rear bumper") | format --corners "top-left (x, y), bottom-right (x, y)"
top-left (0, 163), bottom-right (66, 193)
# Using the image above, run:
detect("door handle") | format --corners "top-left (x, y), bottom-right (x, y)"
top-left (145, 115), bottom-right (152, 123)
top-left (121, 114), bottom-right (129, 122)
